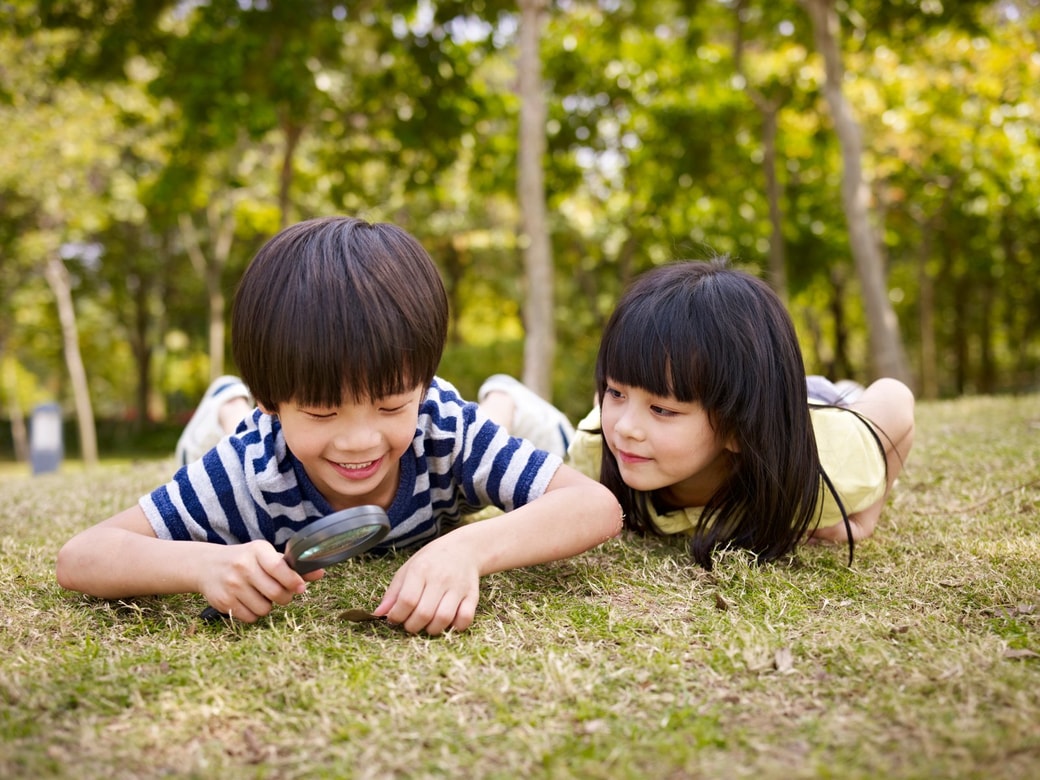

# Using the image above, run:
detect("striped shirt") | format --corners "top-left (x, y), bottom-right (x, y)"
top-left (140, 377), bottom-right (563, 552)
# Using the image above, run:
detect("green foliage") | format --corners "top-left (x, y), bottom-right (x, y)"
top-left (2, 0), bottom-right (1040, 443)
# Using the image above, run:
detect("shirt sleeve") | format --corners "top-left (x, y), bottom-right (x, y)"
top-left (139, 410), bottom-right (322, 548)
top-left (457, 403), bottom-right (563, 511)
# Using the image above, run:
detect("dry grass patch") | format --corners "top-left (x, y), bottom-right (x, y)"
top-left (2, 393), bottom-right (1039, 778)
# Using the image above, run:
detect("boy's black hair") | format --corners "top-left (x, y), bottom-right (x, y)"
top-left (231, 216), bottom-right (448, 410)
top-left (595, 258), bottom-right (830, 569)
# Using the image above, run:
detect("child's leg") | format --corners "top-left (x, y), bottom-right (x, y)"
top-left (820, 378), bottom-right (914, 541)
top-left (848, 378), bottom-right (915, 494)
top-left (809, 377), bottom-right (914, 544)
top-left (175, 376), bottom-right (253, 466)
top-left (477, 375), bottom-right (575, 457)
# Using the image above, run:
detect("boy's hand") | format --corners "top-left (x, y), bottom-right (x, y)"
top-left (199, 540), bottom-right (322, 623)
top-left (373, 536), bottom-right (480, 635)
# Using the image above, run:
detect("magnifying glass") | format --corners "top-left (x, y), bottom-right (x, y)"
top-left (200, 505), bottom-right (391, 620)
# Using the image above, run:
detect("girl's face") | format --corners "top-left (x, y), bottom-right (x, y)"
top-left (264, 385), bottom-right (424, 512)
top-left (600, 379), bottom-right (737, 507)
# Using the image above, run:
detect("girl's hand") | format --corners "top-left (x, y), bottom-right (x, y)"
top-left (373, 536), bottom-right (480, 635)
top-left (809, 504), bottom-right (880, 545)
top-left (198, 540), bottom-right (321, 623)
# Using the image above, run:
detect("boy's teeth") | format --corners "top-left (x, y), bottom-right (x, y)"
top-left (340, 460), bottom-right (373, 470)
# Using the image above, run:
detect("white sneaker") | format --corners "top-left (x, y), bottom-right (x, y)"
top-left (833, 379), bottom-right (865, 405)
top-left (477, 374), bottom-right (575, 457)
top-left (806, 376), bottom-right (865, 407)
top-left (175, 376), bottom-right (252, 466)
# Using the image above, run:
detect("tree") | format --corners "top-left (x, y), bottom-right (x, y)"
top-left (800, 0), bottom-right (912, 385)
top-left (517, 0), bottom-right (555, 399)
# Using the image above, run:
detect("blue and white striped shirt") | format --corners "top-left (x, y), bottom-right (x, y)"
top-left (141, 377), bottom-right (562, 552)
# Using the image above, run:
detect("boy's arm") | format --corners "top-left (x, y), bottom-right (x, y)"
top-left (375, 464), bottom-right (621, 634)
top-left (56, 505), bottom-right (318, 622)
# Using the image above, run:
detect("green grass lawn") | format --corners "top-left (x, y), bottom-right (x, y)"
top-left (1, 394), bottom-right (1038, 779)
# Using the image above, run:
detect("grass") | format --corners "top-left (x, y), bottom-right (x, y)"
top-left (1, 394), bottom-right (1039, 779)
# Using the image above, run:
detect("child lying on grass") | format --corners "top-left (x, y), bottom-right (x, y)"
top-left (57, 216), bottom-right (621, 634)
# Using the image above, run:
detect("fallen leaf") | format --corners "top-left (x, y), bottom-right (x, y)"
top-left (1003, 648), bottom-right (1039, 660)
top-left (339, 608), bottom-right (385, 623)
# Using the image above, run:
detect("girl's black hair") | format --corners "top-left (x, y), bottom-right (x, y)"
top-left (232, 216), bottom-right (448, 411)
top-left (595, 259), bottom-right (833, 569)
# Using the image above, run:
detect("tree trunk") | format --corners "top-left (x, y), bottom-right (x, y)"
top-left (3, 344), bottom-right (29, 462)
top-left (732, 1), bottom-right (787, 301)
top-left (517, 0), bottom-right (555, 400)
top-left (914, 209), bottom-right (938, 400)
top-left (180, 208), bottom-right (234, 382)
top-left (801, 0), bottom-right (912, 386)
top-left (44, 254), bottom-right (98, 467)
top-left (279, 115), bottom-right (303, 229)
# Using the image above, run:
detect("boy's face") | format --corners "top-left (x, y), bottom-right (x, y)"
top-left (264, 384), bottom-right (425, 512)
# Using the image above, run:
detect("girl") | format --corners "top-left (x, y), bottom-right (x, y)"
top-left (480, 259), bottom-right (915, 568)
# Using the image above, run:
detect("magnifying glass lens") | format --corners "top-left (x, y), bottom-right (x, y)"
top-left (283, 506), bottom-right (391, 574)
top-left (297, 522), bottom-right (387, 562)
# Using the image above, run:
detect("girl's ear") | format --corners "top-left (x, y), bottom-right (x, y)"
top-left (724, 435), bottom-right (740, 454)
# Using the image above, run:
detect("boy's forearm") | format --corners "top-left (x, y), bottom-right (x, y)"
top-left (57, 525), bottom-right (206, 598)
top-left (451, 478), bottom-right (621, 576)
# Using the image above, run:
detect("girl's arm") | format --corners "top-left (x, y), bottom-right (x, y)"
top-left (56, 505), bottom-right (320, 622)
top-left (374, 464), bottom-right (622, 634)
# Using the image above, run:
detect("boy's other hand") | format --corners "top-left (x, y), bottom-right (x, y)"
top-left (373, 536), bottom-right (480, 635)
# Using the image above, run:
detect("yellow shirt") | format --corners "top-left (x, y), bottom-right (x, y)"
top-left (566, 405), bottom-right (886, 535)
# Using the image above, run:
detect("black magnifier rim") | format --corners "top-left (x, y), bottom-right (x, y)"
top-left (283, 505), bottom-right (390, 575)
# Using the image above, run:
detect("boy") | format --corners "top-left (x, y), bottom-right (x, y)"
top-left (56, 216), bottom-right (621, 635)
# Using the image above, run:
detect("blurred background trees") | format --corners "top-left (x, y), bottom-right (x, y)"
top-left (1, 0), bottom-right (1038, 460)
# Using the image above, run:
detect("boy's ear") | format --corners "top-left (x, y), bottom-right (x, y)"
top-left (257, 401), bottom-right (277, 416)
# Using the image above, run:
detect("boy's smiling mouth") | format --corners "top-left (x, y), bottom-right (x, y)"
top-left (330, 456), bottom-right (383, 480)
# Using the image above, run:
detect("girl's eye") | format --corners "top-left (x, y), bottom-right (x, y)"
top-left (650, 405), bottom-right (677, 417)
top-left (605, 387), bottom-right (624, 400)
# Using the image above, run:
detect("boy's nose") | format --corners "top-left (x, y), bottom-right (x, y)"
top-left (332, 424), bottom-right (380, 452)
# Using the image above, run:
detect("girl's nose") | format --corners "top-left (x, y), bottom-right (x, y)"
top-left (612, 408), bottom-right (645, 442)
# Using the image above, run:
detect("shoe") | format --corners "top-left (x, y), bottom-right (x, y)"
top-left (806, 376), bottom-right (865, 407)
top-left (477, 374), bottom-right (575, 457)
top-left (833, 379), bottom-right (865, 405)
top-left (175, 376), bottom-right (252, 466)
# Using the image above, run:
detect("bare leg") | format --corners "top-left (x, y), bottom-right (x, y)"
top-left (811, 378), bottom-right (915, 542)
top-left (218, 396), bottom-right (253, 434)
top-left (479, 390), bottom-right (516, 430)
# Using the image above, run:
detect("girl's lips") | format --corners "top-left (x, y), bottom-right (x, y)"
top-left (329, 455), bottom-right (383, 481)
top-left (616, 449), bottom-right (650, 465)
